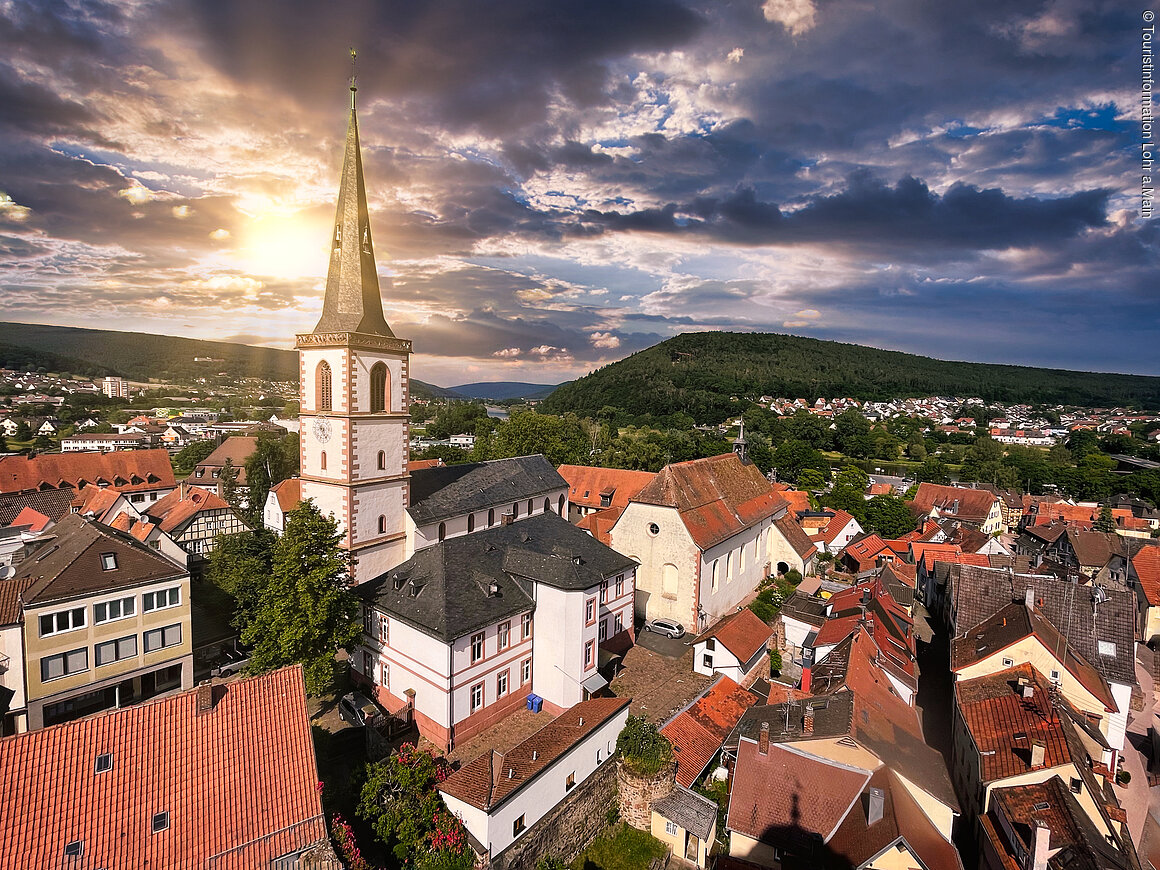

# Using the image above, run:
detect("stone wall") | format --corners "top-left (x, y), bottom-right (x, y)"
top-left (617, 760), bottom-right (676, 831)
top-left (492, 757), bottom-right (618, 870)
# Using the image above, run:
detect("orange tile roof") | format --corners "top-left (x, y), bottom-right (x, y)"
top-left (1134, 545), bottom-right (1160, 606)
top-left (9, 506), bottom-right (51, 533)
top-left (71, 483), bottom-right (127, 523)
top-left (145, 485), bottom-right (233, 534)
top-left (776, 488), bottom-right (812, 514)
top-left (631, 454), bottom-right (786, 551)
top-left (0, 666), bottom-right (330, 869)
top-left (955, 664), bottom-right (1073, 784)
top-left (699, 608), bottom-right (772, 663)
top-left (662, 676), bottom-right (758, 788)
top-left (271, 477), bottom-right (302, 513)
top-left (576, 505), bottom-right (623, 546)
top-left (408, 458), bottom-right (445, 471)
top-left (817, 509), bottom-right (857, 547)
top-left (842, 533), bottom-right (889, 568)
top-left (867, 482), bottom-right (892, 496)
top-left (912, 483), bottom-right (998, 524)
top-left (439, 697), bottom-right (630, 811)
top-left (557, 465), bottom-right (656, 512)
top-left (0, 449), bottom-right (175, 495)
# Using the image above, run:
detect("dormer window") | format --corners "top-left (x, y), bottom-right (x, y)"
top-left (64, 841), bottom-right (83, 857)
top-left (151, 811), bottom-right (169, 833)
top-left (95, 752), bottom-right (113, 773)
top-left (101, 553), bottom-right (117, 571)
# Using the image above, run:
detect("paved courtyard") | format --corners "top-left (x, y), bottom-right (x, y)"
top-left (610, 636), bottom-right (713, 723)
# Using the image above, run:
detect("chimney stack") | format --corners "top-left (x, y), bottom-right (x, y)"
top-left (803, 708), bottom-right (814, 734)
top-left (800, 666), bottom-right (812, 695)
top-left (1032, 822), bottom-right (1052, 870)
top-left (1030, 741), bottom-right (1046, 768)
top-left (1025, 587), bottom-right (1035, 610)
top-left (758, 722), bottom-right (770, 756)
top-left (196, 681), bottom-right (215, 716)
top-left (867, 787), bottom-right (884, 826)
top-left (502, 512), bottom-right (514, 526)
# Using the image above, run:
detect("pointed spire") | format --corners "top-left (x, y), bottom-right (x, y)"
top-left (312, 69), bottom-right (393, 337)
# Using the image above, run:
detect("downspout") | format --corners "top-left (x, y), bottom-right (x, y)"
top-left (447, 640), bottom-right (453, 751)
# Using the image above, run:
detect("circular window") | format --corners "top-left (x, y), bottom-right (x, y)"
top-left (648, 522), bottom-right (660, 536)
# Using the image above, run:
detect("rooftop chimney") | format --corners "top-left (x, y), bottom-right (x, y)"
top-left (487, 581), bottom-right (499, 597)
top-left (1032, 822), bottom-right (1052, 870)
top-left (867, 787), bottom-right (885, 826)
top-left (758, 722), bottom-right (770, 756)
top-left (803, 708), bottom-right (814, 734)
top-left (1025, 587), bottom-right (1035, 610)
top-left (196, 681), bottom-right (216, 716)
top-left (1030, 741), bottom-right (1046, 768)
top-left (800, 666), bottom-right (812, 695)
top-left (502, 512), bottom-right (514, 526)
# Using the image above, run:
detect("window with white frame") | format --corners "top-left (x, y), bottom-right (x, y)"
top-left (470, 683), bottom-right (484, 712)
top-left (521, 658), bottom-right (531, 684)
top-left (144, 623), bottom-right (182, 652)
top-left (599, 619), bottom-right (608, 642)
top-left (498, 621), bottom-right (511, 650)
top-left (665, 820), bottom-right (679, 836)
top-left (380, 663), bottom-right (389, 689)
top-left (585, 598), bottom-right (596, 625)
top-left (41, 648), bottom-right (88, 682)
top-left (521, 613), bottom-right (533, 639)
top-left (142, 587), bottom-right (181, 612)
top-left (100, 552), bottom-right (118, 571)
top-left (95, 635), bottom-right (138, 666)
top-left (39, 607), bottom-right (86, 638)
top-left (94, 596), bottom-right (136, 624)
top-left (379, 615), bottom-right (389, 643)
top-left (471, 632), bottom-right (484, 663)
top-left (497, 670), bottom-right (508, 697)
top-left (615, 574), bottom-right (624, 597)
top-left (614, 613), bottom-right (623, 634)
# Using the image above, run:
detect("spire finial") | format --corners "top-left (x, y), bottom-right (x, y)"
top-left (349, 47), bottom-right (358, 110)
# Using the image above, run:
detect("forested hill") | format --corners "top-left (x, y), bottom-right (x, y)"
top-left (539, 332), bottom-right (1160, 422)
top-left (0, 322), bottom-right (443, 397)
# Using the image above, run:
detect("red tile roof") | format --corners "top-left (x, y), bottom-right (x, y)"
top-left (8, 506), bottom-right (51, 533)
top-left (145, 485), bottom-right (233, 534)
top-left (0, 449), bottom-right (175, 495)
top-left (912, 483), bottom-right (998, 524)
top-left (0, 575), bottom-right (35, 626)
top-left (408, 458), bottom-right (445, 471)
top-left (1133, 545), bottom-right (1160, 606)
top-left (0, 666), bottom-right (331, 869)
top-left (576, 505), bottom-right (624, 547)
top-left (662, 676), bottom-right (758, 788)
top-left (774, 488), bottom-right (812, 514)
top-left (841, 533), bottom-right (889, 569)
top-left (270, 477), bottom-right (302, 513)
top-left (816, 509), bottom-right (857, 547)
top-left (955, 664), bottom-right (1073, 784)
top-left (630, 454), bottom-right (786, 551)
top-left (71, 483), bottom-right (128, 523)
top-left (698, 608), bottom-right (772, 664)
top-left (439, 697), bottom-right (630, 811)
top-left (194, 437), bottom-right (258, 485)
top-left (557, 465), bottom-right (656, 512)
top-left (727, 740), bottom-right (870, 845)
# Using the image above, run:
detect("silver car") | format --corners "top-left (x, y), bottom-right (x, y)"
top-left (644, 618), bottom-right (686, 639)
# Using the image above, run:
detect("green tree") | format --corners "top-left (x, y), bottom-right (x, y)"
top-left (174, 439), bottom-right (217, 474)
top-left (483, 411), bottom-right (590, 466)
top-left (915, 456), bottom-right (951, 485)
top-left (820, 465), bottom-right (869, 524)
top-left (243, 433), bottom-right (299, 522)
top-left (617, 715), bottom-right (673, 777)
top-left (773, 440), bottom-right (830, 483)
top-left (359, 743), bottom-right (469, 868)
top-left (1094, 503), bottom-right (1115, 533)
top-left (219, 457), bottom-right (240, 511)
top-left (13, 420), bottom-right (31, 441)
top-left (206, 528), bottom-right (277, 634)
top-left (426, 402), bottom-right (491, 440)
top-left (797, 468), bottom-right (826, 491)
top-left (241, 501), bottom-right (361, 693)
top-left (33, 434), bottom-right (53, 450)
top-left (0, 433), bottom-right (7, 452)
top-left (863, 494), bottom-right (918, 538)
top-left (832, 409), bottom-right (873, 458)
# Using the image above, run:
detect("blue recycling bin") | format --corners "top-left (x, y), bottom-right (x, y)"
top-left (526, 693), bottom-right (543, 713)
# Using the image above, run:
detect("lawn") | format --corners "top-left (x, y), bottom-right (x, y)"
top-left (571, 823), bottom-right (668, 870)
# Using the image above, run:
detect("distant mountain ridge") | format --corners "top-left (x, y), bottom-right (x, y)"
top-left (448, 381), bottom-right (562, 401)
top-left (0, 322), bottom-right (444, 398)
top-left (539, 331), bottom-right (1160, 422)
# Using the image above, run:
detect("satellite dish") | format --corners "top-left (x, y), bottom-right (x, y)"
top-left (1093, 586), bottom-right (1109, 605)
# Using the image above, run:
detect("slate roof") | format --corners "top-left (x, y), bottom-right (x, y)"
top-left (408, 455), bottom-right (565, 525)
top-left (629, 453), bottom-right (787, 551)
top-left (779, 590), bottom-right (827, 628)
top-left (949, 566), bottom-right (1137, 686)
top-left (358, 512), bottom-right (635, 642)
top-left (662, 675), bottom-right (757, 788)
top-left (950, 602), bottom-right (1116, 711)
top-left (0, 449), bottom-right (175, 494)
top-left (557, 465), bottom-right (656, 513)
top-left (0, 666), bottom-right (331, 869)
top-left (0, 488), bottom-right (75, 526)
top-left (438, 697), bottom-right (630, 811)
top-left (955, 665), bottom-right (1073, 784)
top-left (652, 785), bottom-right (717, 841)
top-left (13, 513), bottom-right (186, 607)
top-left (727, 741), bottom-right (870, 849)
top-left (697, 608), bottom-right (771, 664)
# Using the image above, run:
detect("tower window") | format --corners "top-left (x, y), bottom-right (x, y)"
top-left (559, 495), bottom-right (565, 515)
top-left (320, 451), bottom-right (327, 471)
top-left (378, 515), bottom-right (386, 534)
top-left (377, 450), bottom-right (386, 471)
top-left (544, 497), bottom-right (551, 513)
top-left (317, 361), bottom-right (333, 411)
top-left (333, 223), bottom-right (342, 249)
top-left (468, 514), bottom-right (475, 533)
top-left (438, 522), bottom-right (446, 542)
top-left (370, 363), bottom-right (388, 413)
top-left (512, 502), bottom-right (519, 519)
top-left (488, 508), bottom-right (495, 527)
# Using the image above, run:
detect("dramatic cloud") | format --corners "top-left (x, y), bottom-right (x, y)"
top-left (0, 0), bottom-right (1153, 385)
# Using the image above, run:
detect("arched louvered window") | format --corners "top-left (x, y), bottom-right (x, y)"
top-left (543, 498), bottom-right (551, 513)
top-left (377, 450), bottom-right (386, 470)
top-left (370, 363), bottom-right (388, 413)
top-left (317, 361), bottom-right (332, 411)
top-left (558, 495), bottom-right (565, 515)
top-left (320, 451), bottom-right (327, 471)
top-left (438, 522), bottom-right (447, 542)
top-left (378, 515), bottom-right (386, 534)
top-left (468, 514), bottom-right (475, 533)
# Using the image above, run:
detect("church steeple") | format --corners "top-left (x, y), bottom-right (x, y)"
top-left (312, 78), bottom-right (393, 337)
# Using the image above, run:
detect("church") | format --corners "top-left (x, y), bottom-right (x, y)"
top-left (294, 82), bottom-right (637, 749)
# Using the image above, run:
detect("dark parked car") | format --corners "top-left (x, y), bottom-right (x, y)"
top-left (643, 618), bottom-right (686, 639)
top-left (338, 691), bottom-right (382, 727)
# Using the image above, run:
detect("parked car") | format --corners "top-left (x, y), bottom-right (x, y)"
top-left (338, 691), bottom-right (382, 727)
top-left (211, 642), bottom-right (252, 678)
top-left (643, 618), bottom-right (686, 639)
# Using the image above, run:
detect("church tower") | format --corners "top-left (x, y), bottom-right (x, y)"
top-left (296, 79), bottom-right (411, 584)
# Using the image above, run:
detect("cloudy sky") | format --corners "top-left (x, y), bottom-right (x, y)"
top-left (0, 0), bottom-right (1152, 386)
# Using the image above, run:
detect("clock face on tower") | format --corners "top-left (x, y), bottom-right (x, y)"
top-left (312, 418), bottom-right (333, 444)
